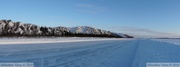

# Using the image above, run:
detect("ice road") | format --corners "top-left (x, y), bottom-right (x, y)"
top-left (0, 38), bottom-right (180, 67)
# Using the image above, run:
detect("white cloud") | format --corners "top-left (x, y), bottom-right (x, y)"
top-left (77, 4), bottom-right (94, 8)
top-left (110, 26), bottom-right (180, 38)
top-left (76, 4), bottom-right (108, 14)
top-left (77, 10), bottom-right (98, 14)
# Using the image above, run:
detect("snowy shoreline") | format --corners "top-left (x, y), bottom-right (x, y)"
top-left (0, 37), bottom-right (128, 45)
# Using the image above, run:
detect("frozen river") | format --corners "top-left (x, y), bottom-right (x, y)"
top-left (0, 38), bottom-right (180, 67)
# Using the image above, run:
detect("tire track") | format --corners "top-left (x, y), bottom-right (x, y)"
top-left (0, 39), bottom-right (133, 67)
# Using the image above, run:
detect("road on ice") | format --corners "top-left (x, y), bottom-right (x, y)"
top-left (0, 38), bottom-right (180, 67)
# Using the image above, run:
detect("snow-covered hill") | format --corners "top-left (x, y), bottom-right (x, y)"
top-left (0, 20), bottom-right (133, 38)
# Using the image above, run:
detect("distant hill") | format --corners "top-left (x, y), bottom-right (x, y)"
top-left (0, 20), bottom-right (133, 38)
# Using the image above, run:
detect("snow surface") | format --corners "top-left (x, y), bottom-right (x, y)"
top-left (0, 37), bottom-right (122, 44)
top-left (153, 39), bottom-right (180, 45)
top-left (0, 38), bottom-right (180, 67)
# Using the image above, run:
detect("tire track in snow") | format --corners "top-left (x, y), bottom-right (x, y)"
top-left (131, 39), bottom-right (180, 67)
top-left (52, 40), bottom-right (135, 67)
top-left (0, 39), bottom-right (146, 67)
top-left (0, 39), bottom-right (135, 67)
top-left (130, 39), bottom-right (140, 67)
top-left (42, 40), bottom-right (135, 67)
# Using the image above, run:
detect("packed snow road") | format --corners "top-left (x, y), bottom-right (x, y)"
top-left (0, 38), bottom-right (180, 67)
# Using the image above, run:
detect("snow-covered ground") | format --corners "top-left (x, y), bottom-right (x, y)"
top-left (0, 38), bottom-right (180, 67)
top-left (0, 37), bottom-right (122, 44)
top-left (153, 39), bottom-right (180, 45)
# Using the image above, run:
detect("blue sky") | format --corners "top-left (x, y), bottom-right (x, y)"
top-left (0, 0), bottom-right (180, 38)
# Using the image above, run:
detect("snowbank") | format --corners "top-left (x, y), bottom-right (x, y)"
top-left (0, 37), bottom-right (124, 44)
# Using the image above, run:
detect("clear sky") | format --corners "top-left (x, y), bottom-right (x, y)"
top-left (0, 0), bottom-right (180, 38)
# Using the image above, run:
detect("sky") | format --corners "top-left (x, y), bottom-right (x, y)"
top-left (0, 0), bottom-right (180, 38)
